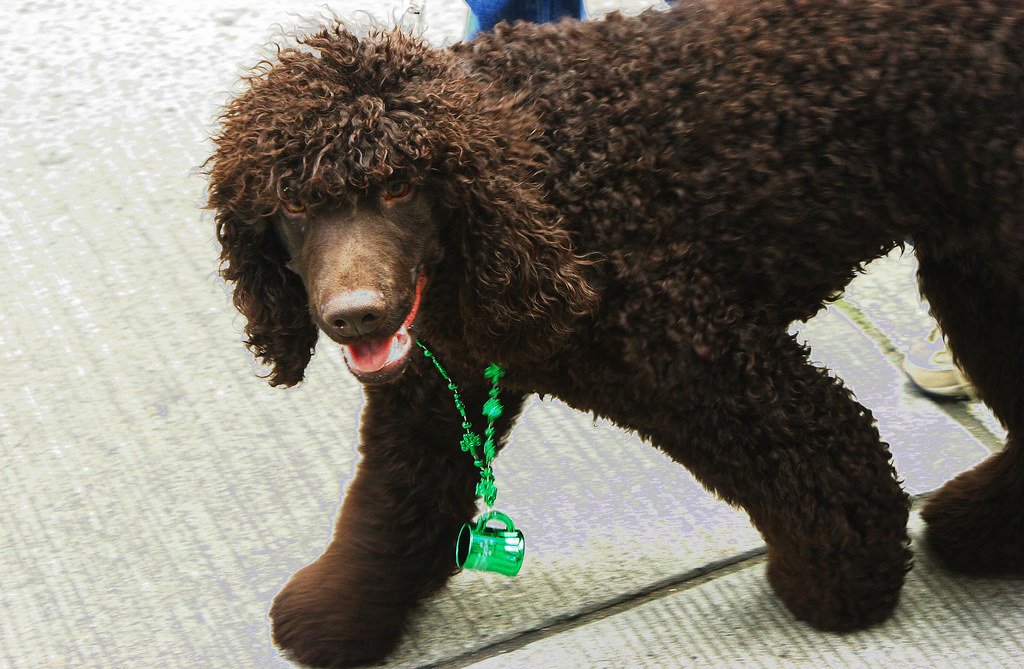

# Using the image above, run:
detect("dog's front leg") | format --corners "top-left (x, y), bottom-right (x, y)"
top-left (270, 356), bottom-right (524, 668)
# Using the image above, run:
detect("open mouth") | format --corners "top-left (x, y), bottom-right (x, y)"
top-left (341, 275), bottom-right (426, 383)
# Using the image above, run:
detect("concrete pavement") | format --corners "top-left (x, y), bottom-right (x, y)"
top-left (1, 1), bottom-right (1020, 667)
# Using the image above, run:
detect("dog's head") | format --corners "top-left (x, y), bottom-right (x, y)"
top-left (270, 178), bottom-right (440, 384)
top-left (206, 25), bottom-right (598, 386)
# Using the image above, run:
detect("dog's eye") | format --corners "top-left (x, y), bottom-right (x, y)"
top-left (383, 180), bottom-right (412, 201)
top-left (282, 201), bottom-right (306, 216)
top-left (280, 185), bottom-right (306, 215)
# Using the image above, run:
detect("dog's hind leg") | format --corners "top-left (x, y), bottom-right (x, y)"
top-left (269, 353), bottom-right (525, 667)
top-left (622, 328), bottom-right (912, 631)
top-left (916, 245), bottom-right (1024, 575)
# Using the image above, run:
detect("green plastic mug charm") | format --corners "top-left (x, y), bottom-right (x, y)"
top-left (456, 510), bottom-right (526, 576)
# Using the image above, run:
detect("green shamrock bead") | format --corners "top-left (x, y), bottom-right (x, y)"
top-left (475, 470), bottom-right (497, 506)
top-left (461, 432), bottom-right (481, 453)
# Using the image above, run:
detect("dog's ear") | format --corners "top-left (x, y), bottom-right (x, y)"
top-left (214, 209), bottom-right (318, 387)
top-left (434, 90), bottom-right (600, 363)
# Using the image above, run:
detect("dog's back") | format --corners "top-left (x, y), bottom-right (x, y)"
top-left (455, 0), bottom-right (1024, 318)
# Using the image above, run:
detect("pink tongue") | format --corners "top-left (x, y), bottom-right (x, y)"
top-left (342, 276), bottom-right (424, 374)
top-left (345, 336), bottom-right (396, 374)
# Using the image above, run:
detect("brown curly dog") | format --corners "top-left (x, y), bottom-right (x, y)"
top-left (206, 1), bottom-right (1024, 665)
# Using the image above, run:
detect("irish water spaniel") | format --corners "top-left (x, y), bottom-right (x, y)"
top-left (206, 1), bottom-right (1024, 666)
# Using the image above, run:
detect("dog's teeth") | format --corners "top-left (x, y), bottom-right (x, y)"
top-left (387, 329), bottom-right (411, 364)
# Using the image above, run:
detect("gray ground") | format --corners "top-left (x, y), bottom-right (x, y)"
top-left (1, 1), bottom-right (1020, 667)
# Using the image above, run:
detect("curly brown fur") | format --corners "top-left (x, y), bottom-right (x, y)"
top-left (207, 1), bottom-right (1024, 665)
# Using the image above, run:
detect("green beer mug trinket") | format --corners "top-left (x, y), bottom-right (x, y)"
top-left (456, 510), bottom-right (525, 576)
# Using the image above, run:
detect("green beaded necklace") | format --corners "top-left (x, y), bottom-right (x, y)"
top-left (417, 341), bottom-right (526, 576)
top-left (417, 340), bottom-right (504, 506)
top-left (417, 340), bottom-right (528, 573)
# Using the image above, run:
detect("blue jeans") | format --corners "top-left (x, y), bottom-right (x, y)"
top-left (465, 0), bottom-right (586, 37)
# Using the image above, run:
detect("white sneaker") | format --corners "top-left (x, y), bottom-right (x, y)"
top-left (902, 327), bottom-right (975, 399)
top-left (400, 0), bottom-right (427, 31)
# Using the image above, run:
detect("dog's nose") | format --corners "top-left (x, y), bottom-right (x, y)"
top-left (321, 291), bottom-right (387, 338)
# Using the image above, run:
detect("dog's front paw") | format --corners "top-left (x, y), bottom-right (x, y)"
top-left (269, 562), bottom-right (406, 668)
top-left (766, 537), bottom-right (910, 632)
